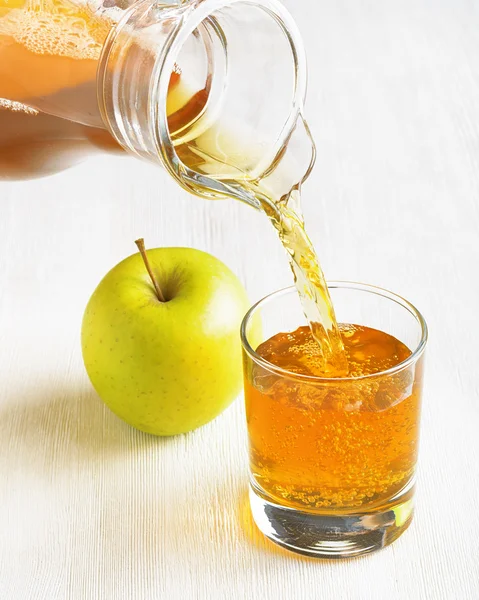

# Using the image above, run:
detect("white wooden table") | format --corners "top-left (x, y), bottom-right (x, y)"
top-left (1, 1), bottom-right (478, 598)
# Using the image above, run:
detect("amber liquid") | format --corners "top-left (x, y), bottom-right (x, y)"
top-left (0, 0), bottom-right (107, 177)
top-left (245, 325), bottom-right (422, 512)
top-left (0, 0), bottom-right (194, 177)
top-left (170, 114), bottom-right (348, 373)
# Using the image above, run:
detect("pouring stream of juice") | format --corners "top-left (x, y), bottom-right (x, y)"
top-left (169, 79), bottom-right (348, 374)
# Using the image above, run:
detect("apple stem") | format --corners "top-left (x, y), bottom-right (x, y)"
top-left (135, 238), bottom-right (167, 302)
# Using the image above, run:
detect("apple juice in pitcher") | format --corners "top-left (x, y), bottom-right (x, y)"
top-left (0, 0), bottom-right (206, 176)
top-left (0, 0), bottom-right (113, 176)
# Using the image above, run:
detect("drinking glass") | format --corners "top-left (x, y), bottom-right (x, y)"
top-left (241, 283), bottom-right (427, 558)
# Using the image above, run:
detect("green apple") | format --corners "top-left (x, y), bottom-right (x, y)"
top-left (81, 243), bottom-right (257, 436)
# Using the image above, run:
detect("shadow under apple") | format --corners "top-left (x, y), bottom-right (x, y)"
top-left (0, 381), bottom-right (176, 478)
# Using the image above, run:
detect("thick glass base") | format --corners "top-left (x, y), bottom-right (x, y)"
top-left (249, 484), bottom-right (414, 559)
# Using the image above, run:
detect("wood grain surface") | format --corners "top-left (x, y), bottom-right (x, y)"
top-left (1, 0), bottom-right (478, 598)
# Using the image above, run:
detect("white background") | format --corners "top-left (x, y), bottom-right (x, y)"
top-left (1, 0), bottom-right (479, 598)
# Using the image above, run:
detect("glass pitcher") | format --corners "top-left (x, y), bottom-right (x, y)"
top-left (0, 0), bottom-right (314, 204)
